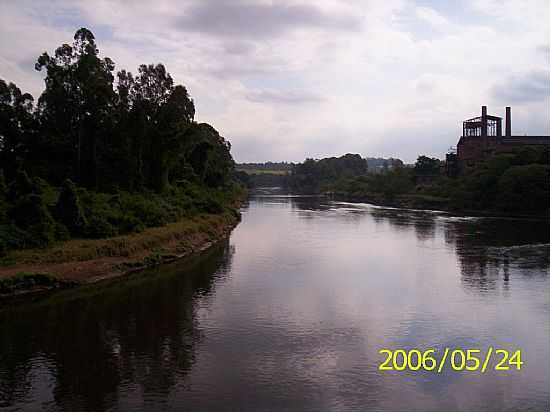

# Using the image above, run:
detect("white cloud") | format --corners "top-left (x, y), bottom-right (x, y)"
top-left (2, 0), bottom-right (550, 162)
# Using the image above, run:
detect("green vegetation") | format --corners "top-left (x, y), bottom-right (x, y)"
top-left (331, 148), bottom-right (550, 215)
top-left (332, 166), bottom-right (415, 201)
top-left (0, 28), bottom-right (243, 257)
top-left (289, 154), bottom-right (368, 193)
top-left (2, 211), bottom-right (238, 267)
top-left (448, 148), bottom-right (550, 213)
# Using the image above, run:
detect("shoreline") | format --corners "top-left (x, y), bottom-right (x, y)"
top-left (0, 209), bottom-right (242, 300)
top-left (329, 192), bottom-right (550, 220)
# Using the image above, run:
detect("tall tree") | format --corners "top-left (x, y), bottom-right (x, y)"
top-left (35, 28), bottom-right (115, 187)
top-left (0, 80), bottom-right (35, 180)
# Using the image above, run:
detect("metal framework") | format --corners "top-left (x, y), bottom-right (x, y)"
top-left (463, 114), bottom-right (502, 137)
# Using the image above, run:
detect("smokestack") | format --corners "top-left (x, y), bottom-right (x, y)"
top-left (505, 106), bottom-right (511, 137)
top-left (481, 106), bottom-right (487, 137)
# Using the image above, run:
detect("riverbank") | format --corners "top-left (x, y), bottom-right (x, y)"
top-left (0, 208), bottom-right (241, 299)
top-left (332, 191), bottom-right (550, 219)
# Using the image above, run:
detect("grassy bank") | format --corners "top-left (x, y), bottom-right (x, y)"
top-left (0, 208), bottom-right (241, 298)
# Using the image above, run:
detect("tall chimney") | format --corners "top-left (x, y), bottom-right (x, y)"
top-left (481, 106), bottom-right (487, 137)
top-left (505, 106), bottom-right (511, 137)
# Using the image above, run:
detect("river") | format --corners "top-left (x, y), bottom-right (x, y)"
top-left (2, 194), bottom-right (550, 411)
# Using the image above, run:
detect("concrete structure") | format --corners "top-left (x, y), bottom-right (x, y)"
top-left (448, 106), bottom-right (550, 175)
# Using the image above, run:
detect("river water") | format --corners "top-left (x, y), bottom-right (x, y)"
top-left (2, 194), bottom-right (550, 411)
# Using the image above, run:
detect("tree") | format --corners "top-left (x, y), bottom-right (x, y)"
top-left (35, 27), bottom-right (116, 187)
top-left (0, 80), bottom-right (35, 181)
top-left (498, 165), bottom-right (550, 212)
top-left (414, 156), bottom-right (440, 175)
top-left (152, 85), bottom-right (195, 191)
top-left (0, 171), bottom-right (7, 224)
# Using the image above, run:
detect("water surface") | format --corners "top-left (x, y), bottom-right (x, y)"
top-left (2, 195), bottom-right (550, 411)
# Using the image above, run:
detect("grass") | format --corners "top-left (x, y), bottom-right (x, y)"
top-left (1, 211), bottom-right (238, 266)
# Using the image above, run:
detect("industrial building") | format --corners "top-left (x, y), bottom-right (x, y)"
top-left (446, 106), bottom-right (550, 176)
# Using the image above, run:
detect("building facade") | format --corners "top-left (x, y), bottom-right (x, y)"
top-left (447, 106), bottom-right (550, 176)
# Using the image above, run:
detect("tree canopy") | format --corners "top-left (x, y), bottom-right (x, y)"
top-left (0, 28), bottom-right (240, 253)
top-left (0, 27), bottom-right (234, 194)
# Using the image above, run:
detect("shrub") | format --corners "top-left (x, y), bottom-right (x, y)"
top-left (55, 179), bottom-right (88, 235)
top-left (54, 222), bottom-right (71, 241)
top-left (117, 214), bottom-right (145, 233)
top-left (0, 224), bottom-right (31, 250)
top-left (0, 171), bottom-right (6, 195)
top-left (121, 193), bottom-right (170, 227)
top-left (85, 216), bottom-right (118, 239)
top-left (498, 165), bottom-right (550, 212)
top-left (10, 194), bottom-right (56, 246)
top-left (8, 170), bottom-right (34, 201)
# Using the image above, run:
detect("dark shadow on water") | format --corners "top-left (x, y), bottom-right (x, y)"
top-left (0, 241), bottom-right (235, 411)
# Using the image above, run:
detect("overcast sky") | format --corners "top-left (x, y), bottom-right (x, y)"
top-left (2, 0), bottom-right (550, 163)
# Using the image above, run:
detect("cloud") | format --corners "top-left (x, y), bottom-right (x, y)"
top-left (245, 88), bottom-right (322, 104)
top-left (492, 71), bottom-right (550, 104)
top-left (174, 0), bottom-right (363, 38)
top-left (538, 44), bottom-right (550, 57)
top-left (3, 0), bottom-right (550, 163)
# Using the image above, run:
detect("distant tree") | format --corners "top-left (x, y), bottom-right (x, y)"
top-left (414, 156), bottom-right (440, 175)
top-left (392, 158), bottom-right (404, 168)
top-left (290, 154), bottom-right (367, 193)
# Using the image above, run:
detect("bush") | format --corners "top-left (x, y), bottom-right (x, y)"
top-left (197, 197), bottom-right (224, 214)
top-left (0, 171), bottom-right (6, 196)
top-left (10, 194), bottom-right (56, 246)
top-left (85, 216), bottom-right (118, 239)
top-left (117, 214), bottom-right (145, 233)
top-left (54, 222), bottom-right (71, 241)
top-left (8, 170), bottom-right (34, 201)
top-left (55, 179), bottom-right (88, 235)
top-left (498, 165), bottom-right (550, 212)
top-left (0, 224), bottom-right (31, 250)
top-left (121, 193), bottom-right (170, 227)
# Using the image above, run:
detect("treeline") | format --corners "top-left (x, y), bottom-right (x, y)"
top-left (333, 148), bottom-right (550, 214)
top-left (236, 162), bottom-right (293, 172)
top-left (289, 154), bottom-right (368, 193)
top-left (0, 28), bottom-right (240, 254)
top-left (445, 147), bottom-right (550, 213)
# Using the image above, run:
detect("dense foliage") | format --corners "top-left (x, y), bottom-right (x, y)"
top-left (332, 149), bottom-right (550, 215)
top-left (448, 147), bottom-right (550, 213)
top-left (0, 28), bottom-right (240, 254)
top-left (414, 156), bottom-right (441, 176)
top-left (289, 154), bottom-right (368, 193)
top-left (333, 167), bottom-right (415, 200)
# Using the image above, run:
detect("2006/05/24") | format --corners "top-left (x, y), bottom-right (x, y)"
top-left (379, 348), bottom-right (523, 372)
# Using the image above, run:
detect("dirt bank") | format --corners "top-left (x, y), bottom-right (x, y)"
top-left (0, 210), bottom-right (241, 299)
